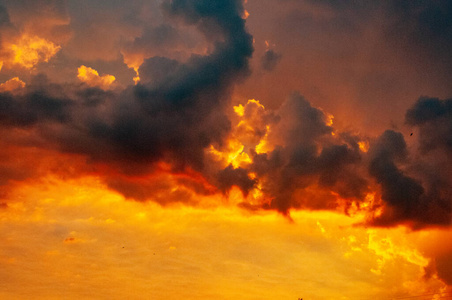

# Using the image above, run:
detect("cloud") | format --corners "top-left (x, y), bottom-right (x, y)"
top-left (0, 87), bottom-right (73, 128)
top-left (2, 0), bottom-right (71, 44)
top-left (0, 77), bottom-right (25, 93)
top-left (0, 33), bottom-right (61, 70)
top-left (0, 3), bottom-right (11, 28)
top-left (245, 93), bottom-right (367, 214)
top-left (121, 23), bottom-right (202, 74)
top-left (0, 0), bottom-right (253, 203)
top-left (406, 97), bottom-right (452, 154)
top-left (385, 1), bottom-right (452, 77)
top-left (77, 66), bottom-right (116, 90)
top-left (0, 0), bottom-right (450, 233)
top-left (432, 254), bottom-right (452, 285)
top-left (216, 165), bottom-right (256, 195)
top-left (367, 129), bottom-right (451, 228)
top-left (261, 49), bottom-right (282, 71)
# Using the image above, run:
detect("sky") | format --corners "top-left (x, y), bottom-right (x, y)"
top-left (0, 0), bottom-right (451, 299)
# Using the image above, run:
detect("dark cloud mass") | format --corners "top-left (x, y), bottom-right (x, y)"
top-left (248, 93), bottom-right (367, 213)
top-left (0, 0), bottom-right (253, 193)
top-left (368, 128), bottom-right (451, 228)
top-left (0, 0), bottom-right (451, 235)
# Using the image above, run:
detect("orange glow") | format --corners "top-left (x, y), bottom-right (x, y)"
top-left (255, 125), bottom-right (272, 154)
top-left (209, 99), bottom-right (272, 168)
top-left (77, 65), bottom-right (116, 89)
top-left (326, 113), bottom-right (334, 126)
top-left (122, 53), bottom-right (143, 84)
top-left (133, 73), bottom-right (141, 84)
top-left (358, 141), bottom-right (369, 152)
top-left (0, 77), bottom-right (26, 93)
top-left (0, 175), bottom-right (447, 299)
top-left (208, 140), bottom-right (252, 169)
top-left (233, 103), bottom-right (245, 117)
top-left (5, 34), bottom-right (60, 69)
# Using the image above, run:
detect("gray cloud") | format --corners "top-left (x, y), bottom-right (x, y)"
top-left (406, 97), bottom-right (452, 154)
top-left (368, 130), bottom-right (451, 228)
top-left (261, 49), bottom-right (282, 71)
top-left (248, 93), bottom-right (367, 214)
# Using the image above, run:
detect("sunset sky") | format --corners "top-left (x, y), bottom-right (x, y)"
top-left (0, 0), bottom-right (451, 299)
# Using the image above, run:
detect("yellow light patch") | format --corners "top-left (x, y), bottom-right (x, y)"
top-left (233, 104), bottom-right (245, 117)
top-left (358, 141), bottom-right (369, 152)
top-left (326, 113), bottom-right (334, 126)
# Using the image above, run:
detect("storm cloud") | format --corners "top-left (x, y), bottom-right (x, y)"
top-left (0, 0), bottom-right (253, 196)
top-left (0, 0), bottom-right (451, 235)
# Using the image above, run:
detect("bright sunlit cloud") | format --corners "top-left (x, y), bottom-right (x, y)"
top-left (77, 65), bottom-right (116, 89)
top-left (2, 34), bottom-right (60, 69)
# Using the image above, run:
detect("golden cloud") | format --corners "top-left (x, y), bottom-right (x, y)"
top-left (77, 65), bottom-right (116, 89)
top-left (1, 34), bottom-right (61, 69)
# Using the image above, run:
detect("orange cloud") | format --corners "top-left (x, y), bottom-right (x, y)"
top-left (1, 34), bottom-right (61, 69)
top-left (77, 65), bottom-right (116, 89)
top-left (0, 77), bottom-right (25, 93)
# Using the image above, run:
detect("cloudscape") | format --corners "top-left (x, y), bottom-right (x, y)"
top-left (0, 0), bottom-right (451, 299)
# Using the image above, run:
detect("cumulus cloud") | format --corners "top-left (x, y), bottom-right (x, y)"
top-left (244, 93), bottom-right (367, 213)
top-left (0, 3), bottom-right (62, 71)
top-left (367, 128), bottom-right (451, 228)
top-left (77, 66), bottom-right (116, 90)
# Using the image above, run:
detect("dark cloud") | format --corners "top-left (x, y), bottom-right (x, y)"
top-left (406, 97), bottom-right (452, 154)
top-left (368, 130), bottom-right (451, 228)
top-left (104, 171), bottom-right (214, 205)
top-left (0, 3), bottom-right (11, 28)
top-left (368, 131), bottom-right (424, 217)
top-left (425, 251), bottom-right (452, 286)
top-left (387, 1), bottom-right (452, 65)
top-left (138, 56), bottom-right (181, 85)
top-left (248, 93), bottom-right (367, 214)
top-left (0, 0), bottom-right (253, 201)
top-left (261, 49), bottom-right (281, 71)
top-left (435, 253), bottom-right (452, 285)
top-left (0, 90), bottom-right (73, 127)
top-left (122, 23), bottom-right (199, 60)
top-left (216, 165), bottom-right (256, 195)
